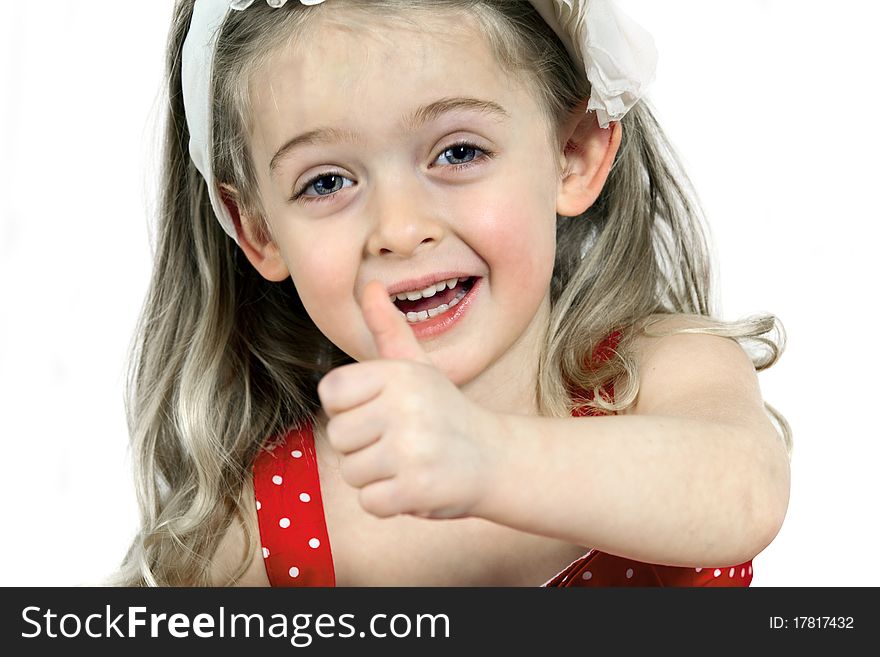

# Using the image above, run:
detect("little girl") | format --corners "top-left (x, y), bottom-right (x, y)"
top-left (113, 0), bottom-right (792, 587)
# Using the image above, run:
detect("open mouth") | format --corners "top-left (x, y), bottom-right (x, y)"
top-left (392, 276), bottom-right (478, 323)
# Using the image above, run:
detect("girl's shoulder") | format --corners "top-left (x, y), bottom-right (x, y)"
top-left (621, 313), bottom-right (770, 426)
top-left (208, 476), bottom-right (271, 587)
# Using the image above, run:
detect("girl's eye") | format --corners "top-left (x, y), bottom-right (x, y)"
top-left (293, 172), bottom-right (354, 203)
top-left (435, 142), bottom-right (491, 168)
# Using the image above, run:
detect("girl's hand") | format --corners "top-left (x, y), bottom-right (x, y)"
top-left (317, 280), bottom-right (502, 520)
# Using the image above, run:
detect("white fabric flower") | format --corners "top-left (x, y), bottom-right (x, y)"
top-left (529, 0), bottom-right (657, 127)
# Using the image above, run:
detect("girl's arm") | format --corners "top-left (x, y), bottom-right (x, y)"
top-left (473, 322), bottom-right (791, 568)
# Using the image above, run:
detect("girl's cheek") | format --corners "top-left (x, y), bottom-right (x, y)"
top-left (475, 201), bottom-right (555, 287)
top-left (288, 240), bottom-right (352, 309)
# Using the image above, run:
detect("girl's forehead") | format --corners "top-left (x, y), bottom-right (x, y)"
top-left (247, 9), bottom-right (534, 152)
top-left (253, 9), bottom-right (494, 90)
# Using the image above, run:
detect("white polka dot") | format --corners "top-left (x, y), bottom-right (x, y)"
top-left (299, 492), bottom-right (311, 503)
top-left (695, 567), bottom-right (702, 573)
top-left (308, 538), bottom-right (320, 549)
top-left (729, 568), bottom-right (735, 578)
top-left (272, 475), bottom-right (283, 485)
top-left (741, 567), bottom-right (746, 577)
top-left (262, 547), bottom-right (269, 559)
top-left (625, 568), bottom-right (634, 579)
top-left (256, 500), bottom-right (261, 511)
top-left (581, 571), bottom-right (593, 580)
top-left (291, 450), bottom-right (303, 459)
top-left (279, 517), bottom-right (291, 528)
top-left (713, 569), bottom-right (722, 578)
top-left (748, 565), bottom-right (752, 575)
top-left (289, 566), bottom-right (300, 578)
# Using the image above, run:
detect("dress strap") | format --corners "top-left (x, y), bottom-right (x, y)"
top-left (252, 423), bottom-right (335, 586)
top-left (572, 329), bottom-right (623, 417)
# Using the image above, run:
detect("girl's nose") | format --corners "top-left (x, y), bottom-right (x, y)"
top-left (365, 178), bottom-right (445, 258)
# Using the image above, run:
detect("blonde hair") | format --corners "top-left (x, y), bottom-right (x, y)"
top-left (109, 0), bottom-right (791, 586)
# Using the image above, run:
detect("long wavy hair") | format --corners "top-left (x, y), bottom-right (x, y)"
top-left (109, 0), bottom-right (792, 586)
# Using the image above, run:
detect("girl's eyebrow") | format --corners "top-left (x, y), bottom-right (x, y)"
top-left (268, 96), bottom-right (510, 176)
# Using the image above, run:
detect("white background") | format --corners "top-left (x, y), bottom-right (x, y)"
top-left (1, 1), bottom-right (877, 587)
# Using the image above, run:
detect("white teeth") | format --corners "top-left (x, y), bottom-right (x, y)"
top-left (400, 284), bottom-right (470, 323)
top-left (427, 303), bottom-right (448, 318)
top-left (391, 277), bottom-right (465, 302)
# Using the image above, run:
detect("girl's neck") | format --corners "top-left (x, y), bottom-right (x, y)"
top-left (459, 292), bottom-right (551, 418)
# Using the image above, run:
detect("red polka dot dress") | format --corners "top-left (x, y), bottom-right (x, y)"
top-left (252, 330), bottom-right (754, 587)
top-left (253, 428), bottom-right (335, 586)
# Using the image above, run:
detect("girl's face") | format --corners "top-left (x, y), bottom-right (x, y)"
top-left (244, 9), bottom-right (562, 393)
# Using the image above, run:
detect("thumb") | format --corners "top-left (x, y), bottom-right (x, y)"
top-left (361, 279), bottom-right (432, 364)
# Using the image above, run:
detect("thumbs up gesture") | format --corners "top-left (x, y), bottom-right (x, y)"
top-left (317, 280), bottom-right (502, 520)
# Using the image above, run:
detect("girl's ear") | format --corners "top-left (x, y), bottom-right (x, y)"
top-left (219, 184), bottom-right (290, 282)
top-left (555, 108), bottom-right (622, 217)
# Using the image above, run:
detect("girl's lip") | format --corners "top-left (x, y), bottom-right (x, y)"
top-left (406, 276), bottom-right (482, 340)
top-left (386, 272), bottom-right (477, 298)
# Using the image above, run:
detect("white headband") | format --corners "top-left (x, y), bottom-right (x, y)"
top-left (181, 0), bottom-right (658, 244)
